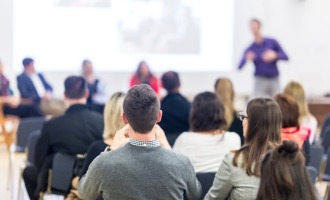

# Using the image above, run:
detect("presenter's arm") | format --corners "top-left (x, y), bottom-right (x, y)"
top-left (273, 40), bottom-right (289, 61)
top-left (238, 47), bottom-right (254, 70)
top-left (38, 73), bottom-right (53, 92)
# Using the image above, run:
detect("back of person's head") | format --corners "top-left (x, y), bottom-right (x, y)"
top-left (123, 84), bottom-right (160, 133)
top-left (103, 92), bottom-right (126, 139)
top-left (274, 93), bottom-right (300, 128)
top-left (256, 141), bottom-right (317, 200)
top-left (284, 81), bottom-right (310, 117)
top-left (161, 71), bottom-right (180, 93)
top-left (190, 92), bottom-right (226, 132)
top-left (233, 98), bottom-right (281, 176)
top-left (64, 76), bottom-right (87, 99)
top-left (214, 78), bottom-right (235, 127)
top-left (22, 57), bottom-right (34, 68)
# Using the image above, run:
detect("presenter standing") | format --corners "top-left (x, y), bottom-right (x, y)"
top-left (238, 18), bottom-right (289, 97)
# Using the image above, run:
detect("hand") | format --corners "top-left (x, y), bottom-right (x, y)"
top-left (111, 124), bottom-right (130, 150)
top-left (245, 51), bottom-right (256, 61)
top-left (262, 50), bottom-right (277, 62)
top-left (43, 92), bottom-right (52, 100)
top-left (7, 96), bottom-right (20, 108)
top-left (154, 125), bottom-right (171, 150)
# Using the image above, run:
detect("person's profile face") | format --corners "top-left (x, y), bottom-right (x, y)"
top-left (250, 21), bottom-right (261, 35)
top-left (27, 62), bottom-right (36, 73)
top-left (83, 62), bottom-right (93, 75)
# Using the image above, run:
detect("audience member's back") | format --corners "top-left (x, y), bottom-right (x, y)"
top-left (158, 71), bottom-right (190, 145)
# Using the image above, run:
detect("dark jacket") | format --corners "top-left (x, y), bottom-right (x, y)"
top-left (17, 72), bottom-right (53, 103)
top-left (34, 104), bottom-right (104, 194)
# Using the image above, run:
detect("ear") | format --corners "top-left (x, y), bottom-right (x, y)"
top-left (156, 110), bottom-right (162, 123)
top-left (122, 113), bottom-right (129, 124)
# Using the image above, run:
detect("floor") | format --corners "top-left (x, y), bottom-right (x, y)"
top-left (0, 142), bottom-right (328, 200)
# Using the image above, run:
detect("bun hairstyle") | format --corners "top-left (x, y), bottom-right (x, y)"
top-left (257, 140), bottom-right (317, 200)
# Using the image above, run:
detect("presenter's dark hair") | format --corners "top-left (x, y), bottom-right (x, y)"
top-left (22, 58), bottom-right (34, 68)
top-left (64, 76), bottom-right (87, 99)
top-left (251, 18), bottom-right (261, 26)
top-left (161, 71), bottom-right (180, 93)
top-left (123, 84), bottom-right (160, 133)
top-left (256, 141), bottom-right (317, 200)
top-left (190, 92), bottom-right (227, 132)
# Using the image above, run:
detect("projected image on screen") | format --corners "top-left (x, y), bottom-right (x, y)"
top-left (13, 0), bottom-right (233, 72)
top-left (117, 0), bottom-right (200, 54)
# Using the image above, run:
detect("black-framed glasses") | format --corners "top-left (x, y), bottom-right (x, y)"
top-left (239, 112), bottom-right (248, 121)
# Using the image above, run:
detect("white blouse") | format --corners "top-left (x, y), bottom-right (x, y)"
top-left (301, 115), bottom-right (318, 144)
top-left (173, 131), bottom-right (241, 173)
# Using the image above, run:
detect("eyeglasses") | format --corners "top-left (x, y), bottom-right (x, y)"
top-left (239, 112), bottom-right (248, 121)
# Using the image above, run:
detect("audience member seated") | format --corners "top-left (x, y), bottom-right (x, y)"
top-left (173, 92), bottom-right (240, 173)
top-left (284, 81), bottom-right (318, 144)
top-left (81, 59), bottom-right (107, 114)
top-left (256, 141), bottom-right (317, 200)
top-left (274, 93), bottom-right (310, 165)
top-left (78, 84), bottom-right (201, 200)
top-left (23, 76), bottom-right (104, 200)
top-left (0, 60), bottom-right (43, 118)
top-left (129, 61), bottom-right (159, 94)
top-left (158, 71), bottom-right (190, 146)
top-left (214, 78), bottom-right (244, 145)
top-left (17, 57), bottom-right (66, 116)
top-left (204, 98), bottom-right (282, 200)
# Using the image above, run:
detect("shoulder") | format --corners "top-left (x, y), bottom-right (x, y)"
top-left (225, 131), bottom-right (241, 141)
top-left (88, 140), bottom-right (107, 153)
top-left (17, 73), bottom-right (26, 80)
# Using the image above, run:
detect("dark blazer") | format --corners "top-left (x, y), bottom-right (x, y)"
top-left (17, 72), bottom-right (53, 103)
top-left (158, 93), bottom-right (191, 146)
top-left (228, 112), bottom-right (244, 145)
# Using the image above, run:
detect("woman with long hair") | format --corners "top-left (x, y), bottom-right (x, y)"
top-left (204, 98), bottom-right (282, 200)
top-left (173, 92), bottom-right (240, 173)
top-left (129, 61), bottom-right (159, 94)
top-left (256, 140), bottom-right (317, 200)
top-left (284, 81), bottom-right (317, 143)
top-left (214, 78), bottom-right (244, 145)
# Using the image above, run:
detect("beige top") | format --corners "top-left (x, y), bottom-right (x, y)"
top-left (204, 153), bottom-right (260, 200)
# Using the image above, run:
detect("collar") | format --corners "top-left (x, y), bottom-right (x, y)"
top-left (66, 104), bottom-right (88, 113)
top-left (128, 138), bottom-right (161, 148)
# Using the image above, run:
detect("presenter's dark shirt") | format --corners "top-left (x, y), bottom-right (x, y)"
top-left (238, 37), bottom-right (289, 77)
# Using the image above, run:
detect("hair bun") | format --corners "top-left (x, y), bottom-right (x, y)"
top-left (278, 140), bottom-right (299, 154)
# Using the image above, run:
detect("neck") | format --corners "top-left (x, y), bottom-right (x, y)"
top-left (167, 88), bottom-right (180, 94)
top-left (129, 126), bottom-right (156, 141)
top-left (24, 70), bottom-right (34, 75)
top-left (104, 138), bottom-right (113, 146)
top-left (66, 98), bottom-right (86, 106)
top-left (197, 129), bottom-right (224, 135)
top-left (254, 34), bottom-right (263, 43)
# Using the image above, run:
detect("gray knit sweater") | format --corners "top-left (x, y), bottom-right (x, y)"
top-left (78, 143), bottom-right (202, 200)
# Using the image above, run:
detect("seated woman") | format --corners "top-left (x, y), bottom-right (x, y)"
top-left (274, 93), bottom-right (310, 165)
top-left (284, 81), bottom-right (318, 144)
top-left (129, 61), bottom-right (159, 95)
top-left (204, 98), bottom-right (282, 200)
top-left (0, 60), bottom-right (43, 118)
top-left (256, 141), bottom-right (317, 200)
top-left (173, 92), bottom-right (241, 173)
top-left (214, 77), bottom-right (244, 145)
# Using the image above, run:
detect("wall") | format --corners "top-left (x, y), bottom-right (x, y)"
top-left (1, 0), bottom-right (330, 107)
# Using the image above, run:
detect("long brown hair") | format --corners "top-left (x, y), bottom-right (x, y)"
top-left (214, 78), bottom-right (235, 128)
top-left (256, 141), bottom-right (317, 200)
top-left (233, 98), bottom-right (281, 176)
top-left (135, 61), bottom-right (153, 83)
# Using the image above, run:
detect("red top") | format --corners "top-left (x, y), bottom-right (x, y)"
top-left (129, 75), bottom-right (160, 95)
top-left (281, 127), bottom-right (310, 149)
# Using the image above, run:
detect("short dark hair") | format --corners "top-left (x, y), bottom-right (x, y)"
top-left (123, 84), bottom-right (160, 133)
top-left (190, 92), bottom-right (227, 132)
top-left (64, 76), bottom-right (87, 99)
top-left (161, 71), bottom-right (180, 93)
top-left (251, 18), bottom-right (262, 27)
top-left (22, 58), bottom-right (34, 68)
top-left (274, 93), bottom-right (300, 128)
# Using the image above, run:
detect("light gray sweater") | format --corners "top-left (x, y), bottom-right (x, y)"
top-left (78, 144), bottom-right (202, 200)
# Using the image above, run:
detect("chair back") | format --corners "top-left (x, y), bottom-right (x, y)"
top-left (50, 153), bottom-right (76, 194)
top-left (307, 166), bottom-right (318, 184)
top-left (16, 117), bottom-right (46, 152)
top-left (196, 172), bottom-right (216, 200)
top-left (322, 126), bottom-right (330, 153)
top-left (321, 115), bottom-right (330, 138)
top-left (309, 144), bottom-right (324, 173)
top-left (26, 130), bottom-right (41, 164)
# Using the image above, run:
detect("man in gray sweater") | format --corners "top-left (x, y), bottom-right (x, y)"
top-left (78, 84), bottom-right (201, 200)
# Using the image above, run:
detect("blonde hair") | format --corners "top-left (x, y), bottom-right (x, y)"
top-left (284, 81), bottom-right (311, 119)
top-left (103, 92), bottom-right (126, 139)
top-left (214, 78), bottom-right (235, 128)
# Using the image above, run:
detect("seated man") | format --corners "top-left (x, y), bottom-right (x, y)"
top-left (23, 76), bottom-right (104, 200)
top-left (78, 84), bottom-right (201, 200)
top-left (17, 58), bottom-right (65, 115)
top-left (158, 71), bottom-right (191, 146)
